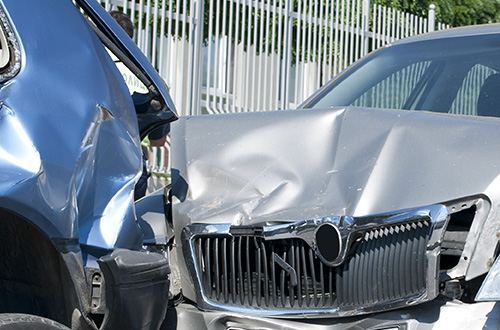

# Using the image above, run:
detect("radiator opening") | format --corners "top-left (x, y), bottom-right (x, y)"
top-left (440, 205), bottom-right (476, 271)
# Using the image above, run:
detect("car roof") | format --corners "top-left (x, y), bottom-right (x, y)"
top-left (393, 23), bottom-right (500, 46)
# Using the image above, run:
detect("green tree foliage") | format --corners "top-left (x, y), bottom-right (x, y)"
top-left (373, 0), bottom-right (500, 26)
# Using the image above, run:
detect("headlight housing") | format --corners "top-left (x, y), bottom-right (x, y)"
top-left (476, 255), bottom-right (500, 301)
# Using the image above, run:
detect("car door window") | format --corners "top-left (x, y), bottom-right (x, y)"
top-left (449, 64), bottom-right (498, 116)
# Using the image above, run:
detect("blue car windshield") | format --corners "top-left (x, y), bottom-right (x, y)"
top-left (307, 33), bottom-right (500, 117)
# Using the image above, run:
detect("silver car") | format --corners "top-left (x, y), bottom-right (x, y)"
top-left (0, 0), bottom-right (176, 329)
top-left (170, 24), bottom-right (500, 329)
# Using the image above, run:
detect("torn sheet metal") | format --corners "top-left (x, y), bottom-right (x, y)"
top-left (171, 106), bottom-right (500, 300)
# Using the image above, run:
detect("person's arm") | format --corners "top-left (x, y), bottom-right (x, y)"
top-left (148, 124), bottom-right (170, 147)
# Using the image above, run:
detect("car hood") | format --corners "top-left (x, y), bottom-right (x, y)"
top-left (172, 106), bottom-right (500, 223)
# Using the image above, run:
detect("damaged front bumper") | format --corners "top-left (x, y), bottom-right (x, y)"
top-left (88, 249), bottom-right (170, 330)
top-left (166, 298), bottom-right (500, 330)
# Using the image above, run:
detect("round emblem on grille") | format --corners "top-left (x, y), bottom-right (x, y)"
top-left (315, 223), bottom-right (342, 263)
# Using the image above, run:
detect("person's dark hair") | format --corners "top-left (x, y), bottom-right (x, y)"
top-left (109, 11), bottom-right (134, 38)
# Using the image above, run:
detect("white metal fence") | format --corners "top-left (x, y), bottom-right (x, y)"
top-left (100, 0), bottom-right (449, 116)
top-left (99, 0), bottom-right (449, 175)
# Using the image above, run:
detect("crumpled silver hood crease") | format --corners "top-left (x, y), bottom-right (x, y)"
top-left (171, 106), bottom-right (500, 306)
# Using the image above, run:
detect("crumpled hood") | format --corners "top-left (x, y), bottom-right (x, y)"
top-left (172, 106), bottom-right (500, 225)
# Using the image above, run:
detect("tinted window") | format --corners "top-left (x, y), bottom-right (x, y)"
top-left (307, 33), bottom-right (500, 117)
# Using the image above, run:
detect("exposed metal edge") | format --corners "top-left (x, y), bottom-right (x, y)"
top-left (0, 2), bottom-right (21, 83)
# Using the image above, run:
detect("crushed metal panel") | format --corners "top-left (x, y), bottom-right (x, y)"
top-left (0, 0), bottom-right (143, 256)
top-left (171, 107), bottom-right (500, 223)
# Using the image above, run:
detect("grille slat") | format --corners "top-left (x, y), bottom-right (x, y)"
top-left (365, 231), bottom-right (376, 304)
top-left (361, 232), bottom-right (371, 304)
top-left (374, 229), bottom-right (384, 302)
top-left (271, 246), bottom-right (277, 306)
top-left (215, 238), bottom-right (220, 300)
top-left (205, 238), bottom-right (212, 299)
top-left (192, 220), bottom-right (431, 311)
top-left (238, 237), bottom-right (244, 305)
top-left (388, 227), bottom-right (398, 300)
top-left (379, 228), bottom-right (389, 302)
top-left (409, 224), bottom-right (419, 294)
top-left (280, 248), bottom-right (287, 307)
top-left (417, 223), bottom-right (427, 290)
top-left (352, 238), bottom-right (363, 306)
top-left (289, 246), bottom-right (295, 308)
top-left (256, 237), bottom-right (262, 306)
top-left (309, 248), bottom-right (318, 307)
top-left (261, 242), bottom-right (269, 307)
top-left (320, 261), bottom-right (325, 306)
top-left (230, 237), bottom-right (236, 303)
top-left (295, 244), bottom-right (302, 307)
top-left (246, 237), bottom-right (252, 305)
top-left (223, 238), bottom-right (228, 303)
top-left (399, 225), bottom-right (410, 297)
top-left (300, 243), bottom-right (310, 307)
top-left (406, 224), bottom-right (415, 295)
top-left (329, 264), bottom-right (335, 306)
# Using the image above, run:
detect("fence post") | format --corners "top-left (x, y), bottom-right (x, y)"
top-left (428, 4), bottom-right (435, 32)
top-left (362, 0), bottom-right (370, 56)
top-left (189, 0), bottom-right (205, 115)
top-left (280, 0), bottom-right (293, 110)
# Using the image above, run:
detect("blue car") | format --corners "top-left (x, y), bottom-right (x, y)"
top-left (0, 0), bottom-right (176, 329)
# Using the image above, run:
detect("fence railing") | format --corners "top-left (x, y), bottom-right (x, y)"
top-left (101, 0), bottom-right (449, 117)
top-left (99, 0), bottom-right (449, 175)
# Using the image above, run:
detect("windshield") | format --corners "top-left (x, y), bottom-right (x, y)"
top-left (306, 33), bottom-right (500, 117)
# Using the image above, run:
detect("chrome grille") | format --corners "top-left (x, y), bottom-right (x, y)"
top-left (337, 222), bottom-right (429, 307)
top-left (191, 220), bottom-right (431, 311)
